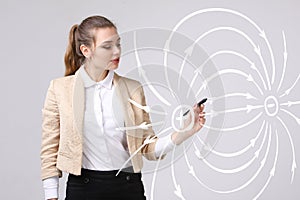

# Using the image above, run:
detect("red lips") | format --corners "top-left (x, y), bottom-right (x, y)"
top-left (111, 58), bottom-right (120, 64)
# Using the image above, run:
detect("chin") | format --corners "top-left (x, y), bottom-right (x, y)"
top-left (109, 64), bottom-right (119, 70)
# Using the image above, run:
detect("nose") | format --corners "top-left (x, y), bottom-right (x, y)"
top-left (113, 45), bottom-right (121, 56)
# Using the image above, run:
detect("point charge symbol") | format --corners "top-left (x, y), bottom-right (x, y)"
top-left (264, 95), bottom-right (279, 117)
top-left (172, 105), bottom-right (194, 132)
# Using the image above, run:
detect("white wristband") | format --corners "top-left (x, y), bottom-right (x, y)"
top-left (43, 176), bottom-right (59, 200)
top-left (155, 134), bottom-right (176, 158)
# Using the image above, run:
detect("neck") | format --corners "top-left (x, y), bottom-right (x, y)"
top-left (84, 65), bottom-right (109, 82)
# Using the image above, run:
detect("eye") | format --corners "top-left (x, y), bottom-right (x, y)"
top-left (116, 43), bottom-right (121, 48)
top-left (102, 45), bottom-right (112, 49)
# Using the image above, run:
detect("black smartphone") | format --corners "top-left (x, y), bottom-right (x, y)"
top-left (183, 98), bottom-right (207, 116)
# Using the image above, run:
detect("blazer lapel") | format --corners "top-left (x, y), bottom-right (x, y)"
top-left (113, 73), bottom-right (135, 132)
top-left (72, 70), bottom-right (85, 137)
top-left (71, 71), bottom-right (135, 138)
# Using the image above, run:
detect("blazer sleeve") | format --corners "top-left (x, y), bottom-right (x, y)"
top-left (40, 80), bottom-right (62, 180)
top-left (132, 85), bottom-right (164, 161)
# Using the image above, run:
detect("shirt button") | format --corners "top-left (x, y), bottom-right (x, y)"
top-left (84, 177), bottom-right (89, 184)
top-left (126, 175), bottom-right (130, 181)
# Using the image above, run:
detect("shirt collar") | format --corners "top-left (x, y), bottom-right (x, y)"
top-left (79, 66), bottom-right (114, 89)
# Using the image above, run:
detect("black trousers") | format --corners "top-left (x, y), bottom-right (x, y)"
top-left (65, 168), bottom-right (146, 200)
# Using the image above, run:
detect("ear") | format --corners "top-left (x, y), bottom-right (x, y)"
top-left (80, 44), bottom-right (91, 58)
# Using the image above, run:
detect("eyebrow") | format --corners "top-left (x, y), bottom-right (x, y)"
top-left (101, 37), bottom-right (121, 44)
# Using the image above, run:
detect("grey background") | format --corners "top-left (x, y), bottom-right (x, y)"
top-left (0, 0), bottom-right (299, 199)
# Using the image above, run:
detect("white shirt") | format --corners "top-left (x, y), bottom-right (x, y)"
top-left (80, 66), bottom-right (132, 170)
top-left (43, 66), bottom-right (175, 199)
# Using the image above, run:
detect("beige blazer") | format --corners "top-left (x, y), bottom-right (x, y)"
top-left (41, 70), bottom-right (160, 180)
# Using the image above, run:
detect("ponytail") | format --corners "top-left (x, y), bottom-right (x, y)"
top-left (64, 24), bottom-right (84, 76)
top-left (64, 16), bottom-right (117, 76)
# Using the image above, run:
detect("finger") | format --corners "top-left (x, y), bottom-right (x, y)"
top-left (193, 106), bottom-right (201, 115)
top-left (199, 111), bottom-right (205, 117)
top-left (199, 118), bottom-right (206, 125)
top-left (199, 104), bottom-right (205, 111)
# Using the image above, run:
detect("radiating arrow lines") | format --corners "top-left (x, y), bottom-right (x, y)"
top-left (205, 104), bottom-right (264, 117)
top-left (116, 121), bottom-right (164, 131)
top-left (197, 50), bottom-right (267, 90)
top-left (196, 120), bottom-right (265, 158)
top-left (254, 123), bottom-right (269, 163)
top-left (128, 98), bottom-right (167, 115)
top-left (196, 122), bottom-right (268, 174)
top-left (183, 142), bottom-right (218, 191)
top-left (197, 145), bottom-right (256, 174)
top-left (202, 112), bottom-right (262, 132)
top-left (115, 126), bottom-right (173, 176)
top-left (280, 108), bottom-right (300, 125)
top-left (279, 74), bottom-right (300, 98)
top-left (280, 100), bottom-right (300, 107)
top-left (259, 30), bottom-right (276, 85)
top-left (171, 146), bottom-right (186, 200)
top-left (192, 68), bottom-right (263, 98)
top-left (208, 92), bottom-right (257, 104)
top-left (276, 116), bottom-right (297, 183)
top-left (167, 8), bottom-right (273, 90)
top-left (186, 26), bottom-right (270, 92)
top-left (190, 123), bottom-right (272, 194)
top-left (277, 31), bottom-right (288, 92)
top-left (150, 130), bottom-right (174, 200)
top-left (177, 43), bottom-right (194, 90)
top-left (253, 130), bottom-right (279, 200)
top-left (133, 31), bottom-right (172, 106)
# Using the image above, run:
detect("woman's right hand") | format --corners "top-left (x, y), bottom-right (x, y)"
top-left (171, 104), bottom-right (206, 145)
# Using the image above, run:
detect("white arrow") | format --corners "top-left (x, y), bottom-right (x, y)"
top-left (198, 122), bottom-right (268, 174)
top-left (249, 62), bottom-right (268, 91)
top-left (150, 127), bottom-right (174, 200)
top-left (183, 143), bottom-right (196, 177)
top-left (280, 108), bottom-right (300, 125)
top-left (171, 146), bottom-right (186, 200)
top-left (197, 50), bottom-right (267, 90)
top-left (177, 44), bottom-right (195, 91)
top-left (194, 123), bottom-right (272, 194)
top-left (115, 126), bottom-right (173, 176)
top-left (280, 100), bottom-right (300, 107)
top-left (182, 142), bottom-right (218, 192)
top-left (276, 116), bottom-right (297, 183)
top-left (169, 8), bottom-right (265, 39)
top-left (167, 8), bottom-right (272, 91)
top-left (252, 129), bottom-right (279, 200)
top-left (115, 135), bottom-right (156, 176)
top-left (277, 31), bottom-right (288, 92)
top-left (259, 30), bottom-right (276, 85)
top-left (254, 122), bottom-right (269, 161)
top-left (116, 121), bottom-right (164, 131)
top-left (193, 68), bottom-right (263, 98)
top-left (199, 146), bottom-right (257, 174)
top-left (279, 74), bottom-right (300, 98)
top-left (133, 31), bottom-right (172, 106)
top-left (253, 44), bottom-right (271, 90)
top-left (202, 112), bottom-right (262, 132)
top-left (197, 120), bottom-right (266, 158)
top-left (205, 104), bottom-right (264, 117)
top-left (128, 98), bottom-right (167, 115)
top-left (291, 159), bottom-right (297, 184)
top-left (191, 26), bottom-right (269, 92)
top-left (208, 92), bottom-right (257, 104)
top-left (163, 39), bottom-right (176, 100)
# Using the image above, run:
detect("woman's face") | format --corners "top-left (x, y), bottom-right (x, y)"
top-left (85, 27), bottom-right (121, 70)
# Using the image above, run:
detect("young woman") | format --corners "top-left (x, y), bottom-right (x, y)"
top-left (41, 15), bottom-right (206, 200)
